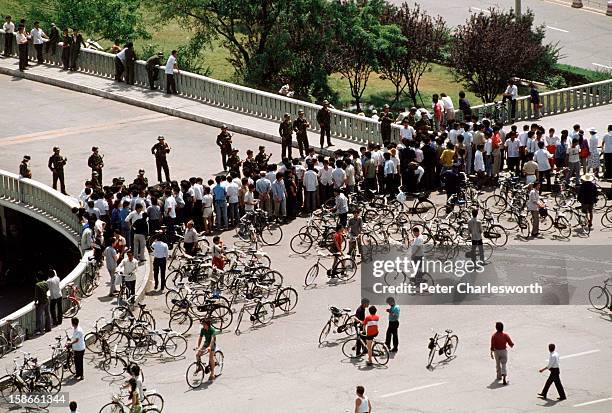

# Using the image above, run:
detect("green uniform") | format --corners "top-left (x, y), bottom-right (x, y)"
top-left (200, 325), bottom-right (216, 349)
top-left (145, 56), bottom-right (162, 89)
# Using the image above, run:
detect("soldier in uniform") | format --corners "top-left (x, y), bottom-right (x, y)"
top-left (145, 52), bottom-right (164, 90)
top-left (242, 149), bottom-right (256, 179)
top-left (279, 113), bottom-right (294, 160)
top-left (133, 169), bottom-right (149, 191)
top-left (69, 28), bottom-right (83, 71)
top-left (316, 100), bottom-right (333, 148)
top-left (60, 28), bottom-right (71, 70)
top-left (48, 147), bottom-right (67, 194)
top-left (87, 146), bottom-right (104, 185)
top-left (379, 104), bottom-right (394, 146)
top-left (45, 23), bottom-right (59, 55)
top-left (124, 42), bottom-right (136, 85)
top-left (255, 146), bottom-right (272, 172)
top-left (227, 149), bottom-right (242, 176)
top-left (19, 155), bottom-right (32, 178)
top-left (216, 124), bottom-right (233, 171)
top-left (151, 136), bottom-right (171, 183)
top-left (91, 171), bottom-right (101, 190)
top-left (293, 109), bottom-right (310, 159)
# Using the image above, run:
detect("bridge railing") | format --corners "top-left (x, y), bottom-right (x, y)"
top-left (0, 169), bottom-right (85, 338)
top-left (1, 31), bottom-right (611, 145)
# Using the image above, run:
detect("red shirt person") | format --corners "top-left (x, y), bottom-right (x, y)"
top-left (490, 321), bottom-right (514, 385)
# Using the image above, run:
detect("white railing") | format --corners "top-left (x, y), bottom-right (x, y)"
top-left (1, 31), bottom-right (611, 145)
top-left (0, 169), bottom-right (85, 337)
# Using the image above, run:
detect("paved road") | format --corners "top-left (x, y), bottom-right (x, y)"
top-left (401, 0), bottom-right (612, 70)
top-left (1, 77), bottom-right (612, 412)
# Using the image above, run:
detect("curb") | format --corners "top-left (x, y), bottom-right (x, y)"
top-left (0, 65), bottom-right (335, 157)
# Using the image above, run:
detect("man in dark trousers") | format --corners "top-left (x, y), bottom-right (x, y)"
top-left (124, 42), bottom-right (136, 85)
top-left (279, 113), bottom-right (293, 160)
top-left (3, 16), bottom-right (15, 57)
top-left (316, 100), bottom-right (333, 148)
top-left (538, 343), bottom-right (567, 401)
top-left (293, 109), bottom-right (310, 158)
top-left (165, 50), bottom-right (179, 94)
top-left (216, 125), bottom-right (233, 171)
top-left (60, 28), bottom-right (71, 70)
top-left (398, 138), bottom-right (416, 192)
top-left (255, 146), bottom-right (271, 173)
top-left (48, 147), bottom-right (67, 194)
top-left (379, 104), bottom-right (394, 146)
top-left (353, 298), bottom-right (369, 357)
top-left (45, 23), bottom-right (59, 55)
top-left (19, 155), bottom-right (32, 178)
top-left (227, 149), bottom-right (241, 176)
top-left (34, 273), bottom-right (52, 335)
top-left (69, 28), bottom-right (83, 71)
top-left (87, 146), bottom-right (104, 185)
top-left (15, 25), bottom-right (29, 71)
top-left (151, 136), bottom-right (171, 183)
top-left (146, 52), bottom-right (164, 90)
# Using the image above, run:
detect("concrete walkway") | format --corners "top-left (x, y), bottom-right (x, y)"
top-left (0, 56), bottom-right (354, 155)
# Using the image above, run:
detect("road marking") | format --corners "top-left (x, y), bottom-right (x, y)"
top-left (592, 63), bottom-right (612, 70)
top-left (546, 26), bottom-right (568, 33)
top-left (560, 349), bottom-right (600, 360)
top-left (380, 382), bottom-right (447, 399)
top-left (469, 7), bottom-right (491, 13)
top-left (0, 114), bottom-right (170, 147)
top-left (573, 397), bottom-right (612, 407)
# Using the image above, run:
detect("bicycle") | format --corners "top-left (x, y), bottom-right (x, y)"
top-left (234, 297), bottom-right (276, 335)
top-left (426, 328), bottom-right (459, 368)
top-left (132, 328), bottom-right (188, 361)
top-left (318, 306), bottom-right (356, 344)
top-left (98, 390), bottom-right (161, 413)
top-left (185, 349), bottom-right (224, 389)
top-left (491, 100), bottom-right (510, 124)
top-left (0, 353), bottom-right (58, 407)
top-left (168, 298), bottom-right (233, 335)
top-left (304, 250), bottom-right (357, 287)
top-left (80, 257), bottom-right (100, 297)
top-left (588, 278), bottom-right (612, 310)
top-left (0, 319), bottom-right (26, 358)
top-left (341, 331), bottom-right (389, 366)
top-left (112, 302), bottom-right (156, 331)
top-left (63, 282), bottom-right (81, 317)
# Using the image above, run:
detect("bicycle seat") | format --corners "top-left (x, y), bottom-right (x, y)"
top-left (162, 328), bottom-right (173, 333)
top-left (343, 308), bottom-right (352, 313)
top-left (229, 268), bottom-right (242, 274)
top-left (138, 303), bottom-right (147, 309)
top-left (445, 329), bottom-right (453, 334)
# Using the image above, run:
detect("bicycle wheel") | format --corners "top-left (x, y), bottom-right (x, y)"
top-left (210, 305), bottom-right (233, 331)
top-left (588, 286), bottom-right (610, 310)
top-left (415, 200), bottom-right (436, 221)
top-left (384, 271), bottom-right (406, 286)
top-left (341, 339), bottom-right (360, 359)
top-left (0, 335), bottom-right (9, 358)
top-left (165, 289), bottom-right (183, 309)
top-left (107, 331), bottom-right (132, 355)
top-left (484, 194), bottom-right (507, 215)
top-left (165, 335), bottom-right (188, 358)
top-left (131, 338), bottom-right (150, 362)
top-left (290, 233), bottom-right (314, 255)
top-left (484, 224), bottom-right (508, 247)
top-left (335, 258), bottom-right (357, 282)
top-left (601, 208), bottom-right (612, 229)
top-left (186, 361), bottom-right (205, 388)
top-left (140, 311), bottom-right (157, 330)
top-left (0, 375), bottom-right (19, 403)
top-left (414, 273), bottom-right (435, 294)
top-left (318, 321), bottom-right (332, 345)
top-left (372, 342), bottom-right (390, 365)
top-left (111, 306), bottom-right (132, 329)
top-left (214, 350), bottom-right (224, 376)
top-left (539, 214), bottom-right (554, 233)
top-left (80, 271), bottom-right (95, 297)
top-left (518, 216), bottom-right (531, 238)
top-left (259, 222), bottom-right (283, 246)
top-left (261, 270), bottom-right (284, 289)
top-left (169, 311), bottom-right (193, 336)
top-left (102, 355), bottom-right (128, 376)
top-left (165, 269), bottom-right (185, 290)
top-left (11, 325), bottom-right (25, 348)
top-left (256, 302), bottom-right (275, 325)
top-left (444, 335), bottom-right (459, 358)
top-left (386, 222), bottom-right (406, 243)
top-left (63, 297), bottom-right (80, 318)
top-left (276, 287), bottom-right (298, 312)
top-left (304, 264), bottom-right (319, 287)
top-left (144, 392), bottom-right (164, 412)
top-left (84, 332), bottom-right (102, 354)
top-left (39, 371), bottom-right (62, 395)
top-left (99, 401), bottom-right (123, 413)
top-left (497, 210), bottom-right (519, 230)
top-left (556, 216), bottom-right (571, 239)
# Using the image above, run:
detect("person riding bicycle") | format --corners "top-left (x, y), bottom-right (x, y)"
top-left (330, 224), bottom-right (345, 272)
top-left (410, 227), bottom-right (424, 281)
top-left (195, 318), bottom-right (216, 381)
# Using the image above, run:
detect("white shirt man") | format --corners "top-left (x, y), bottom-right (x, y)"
top-left (441, 95), bottom-right (454, 111)
top-left (400, 125), bottom-right (415, 141)
top-left (331, 167), bottom-right (346, 189)
top-left (505, 138), bottom-right (520, 159)
top-left (30, 26), bottom-right (46, 45)
top-left (345, 163), bottom-right (355, 187)
top-left (151, 240), bottom-right (169, 259)
top-left (94, 198), bottom-right (109, 216)
top-left (125, 209), bottom-right (143, 227)
top-left (546, 133), bottom-right (560, 147)
top-left (519, 131), bottom-right (529, 148)
top-left (335, 192), bottom-right (349, 214)
top-left (484, 138), bottom-right (493, 156)
top-left (193, 182), bottom-right (203, 201)
top-left (318, 166), bottom-right (333, 187)
top-left (164, 195), bottom-right (177, 219)
top-left (3, 20), bottom-right (15, 35)
top-left (303, 169), bottom-right (318, 192)
top-left (383, 159), bottom-right (395, 177)
top-left (165, 54), bottom-right (177, 74)
top-left (116, 47), bottom-right (127, 63)
top-left (504, 84), bottom-right (518, 100)
top-left (226, 180), bottom-right (239, 203)
top-left (71, 324), bottom-right (86, 352)
top-left (81, 226), bottom-right (93, 251)
top-left (118, 255), bottom-right (138, 282)
top-left (603, 129), bottom-right (612, 153)
top-left (534, 148), bottom-right (552, 171)
top-left (47, 271), bottom-right (62, 301)
top-left (474, 149), bottom-right (485, 172)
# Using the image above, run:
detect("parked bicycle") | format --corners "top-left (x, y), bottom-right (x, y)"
top-left (319, 306), bottom-right (355, 344)
top-left (426, 328), bottom-right (459, 368)
top-left (63, 282), bottom-right (81, 317)
top-left (588, 277), bottom-right (612, 311)
top-left (304, 250), bottom-right (357, 287)
top-left (341, 331), bottom-right (389, 366)
top-left (234, 297), bottom-right (275, 335)
top-left (0, 319), bottom-right (25, 358)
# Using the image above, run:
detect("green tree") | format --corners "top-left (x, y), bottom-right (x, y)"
top-left (451, 8), bottom-right (559, 103)
top-left (27, 0), bottom-right (149, 42)
top-left (329, 0), bottom-right (405, 111)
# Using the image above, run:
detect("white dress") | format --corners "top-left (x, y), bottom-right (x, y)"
top-left (588, 135), bottom-right (600, 169)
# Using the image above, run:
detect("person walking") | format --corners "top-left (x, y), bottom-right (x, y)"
top-left (577, 173), bottom-right (598, 228)
top-left (69, 28), bottom-right (83, 71)
top-left (467, 209), bottom-right (484, 263)
top-left (30, 21), bottom-right (48, 64)
top-left (527, 183), bottom-right (541, 237)
top-left (293, 110), bottom-right (310, 158)
top-left (47, 269), bottom-right (62, 326)
top-left (279, 113), bottom-right (293, 160)
top-left (145, 52), bottom-right (164, 90)
top-left (67, 317), bottom-right (85, 380)
top-left (15, 25), bottom-right (29, 71)
top-left (316, 100), bottom-right (333, 148)
top-left (104, 238), bottom-right (118, 297)
top-left (216, 125), bottom-right (233, 171)
top-left (151, 238), bottom-right (168, 291)
top-left (34, 272), bottom-right (52, 335)
top-left (3, 16), bottom-right (15, 57)
top-left (490, 321), bottom-right (514, 385)
top-left (354, 386), bottom-right (372, 413)
top-left (384, 297), bottom-right (399, 353)
top-left (48, 146), bottom-right (67, 194)
top-left (538, 343), bottom-right (567, 401)
top-left (87, 146), bottom-right (104, 185)
top-left (151, 136), bottom-right (171, 183)
top-left (165, 50), bottom-right (179, 94)
top-left (19, 155), bottom-right (32, 178)
top-left (117, 250), bottom-right (138, 302)
top-left (45, 23), bottom-right (59, 55)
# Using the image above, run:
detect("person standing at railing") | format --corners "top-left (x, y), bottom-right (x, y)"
top-left (316, 100), bottom-right (333, 148)
top-left (502, 79), bottom-right (518, 122)
top-left (48, 146), bottom-right (68, 194)
top-left (19, 155), bottom-right (32, 178)
top-left (145, 52), bottom-right (164, 90)
top-left (47, 269), bottom-right (62, 326)
top-left (45, 23), bottom-right (59, 56)
top-left (114, 45), bottom-right (126, 81)
top-left (34, 272), bottom-right (52, 335)
top-left (124, 42), bottom-right (136, 85)
top-left (30, 21), bottom-right (48, 64)
top-left (69, 28), bottom-right (83, 71)
top-left (603, 125), bottom-right (612, 180)
top-left (279, 113), bottom-right (293, 160)
top-left (3, 16), bottom-right (15, 57)
top-left (15, 25), bottom-right (29, 72)
top-left (60, 28), bottom-right (71, 70)
top-left (165, 49), bottom-right (179, 94)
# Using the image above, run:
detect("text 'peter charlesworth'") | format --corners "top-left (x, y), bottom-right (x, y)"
top-left (372, 282), bottom-right (544, 295)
